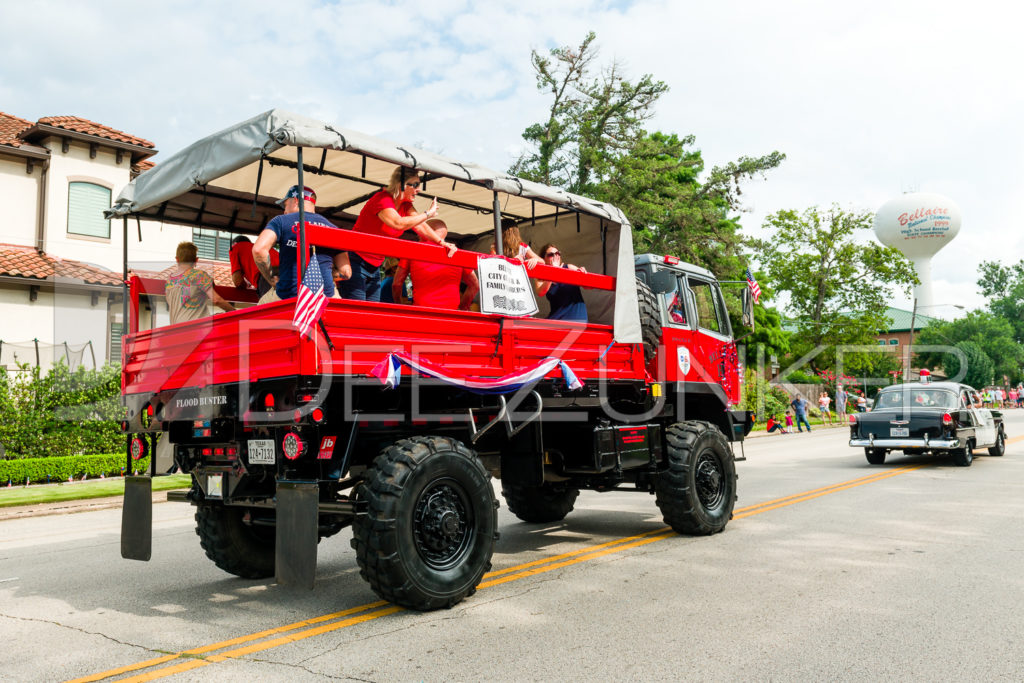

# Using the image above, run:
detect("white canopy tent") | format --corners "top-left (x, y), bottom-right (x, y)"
top-left (106, 109), bottom-right (641, 342)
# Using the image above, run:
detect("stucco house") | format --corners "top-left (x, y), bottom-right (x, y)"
top-left (0, 112), bottom-right (230, 371)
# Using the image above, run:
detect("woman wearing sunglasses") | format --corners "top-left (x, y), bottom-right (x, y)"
top-left (534, 243), bottom-right (588, 322)
top-left (341, 166), bottom-right (457, 301)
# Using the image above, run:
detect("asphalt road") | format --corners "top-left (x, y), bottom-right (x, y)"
top-left (2, 412), bottom-right (1023, 682)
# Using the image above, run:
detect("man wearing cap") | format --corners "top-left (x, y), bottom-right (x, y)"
top-left (253, 185), bottom-right (351, 303)
top-left (229, 235), bottom-right (279, 297)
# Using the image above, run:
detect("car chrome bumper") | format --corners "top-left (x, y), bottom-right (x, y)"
top-left (849, 437), bottom-right (960, 449)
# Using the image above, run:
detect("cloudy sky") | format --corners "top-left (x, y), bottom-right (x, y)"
top-left (3, 0), bottom-right (1018, 315)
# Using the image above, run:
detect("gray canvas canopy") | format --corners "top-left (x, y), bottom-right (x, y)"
top-left (107, 109), bottom-right (640, 342)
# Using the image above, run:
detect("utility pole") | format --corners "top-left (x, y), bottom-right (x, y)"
top-left (904, 298), bottom-right (917, 382)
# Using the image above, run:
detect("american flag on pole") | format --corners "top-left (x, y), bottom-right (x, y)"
top-left (293, 257), bottom-right (328, 339)
top-left (745, 267), bottom-right (762, 304)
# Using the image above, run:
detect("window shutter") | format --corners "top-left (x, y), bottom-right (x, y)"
top-left (68, 182), bottom-right (112, 238)
top-left (110, 322), bottom-right (123, 363)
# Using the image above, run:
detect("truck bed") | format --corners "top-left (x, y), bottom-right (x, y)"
top-left (122, 297), bottom-right (643, 397)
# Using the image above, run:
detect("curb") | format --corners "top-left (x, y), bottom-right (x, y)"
top-left (0, 491), bottom-right (173, 522)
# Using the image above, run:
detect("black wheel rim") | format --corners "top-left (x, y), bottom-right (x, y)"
top-left (694, 452), bottom-right (726, 510)
top-left (413, 477), bottom-right (474, 571)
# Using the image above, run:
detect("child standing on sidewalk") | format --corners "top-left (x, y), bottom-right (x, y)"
top-left (784, 410), bottom-right (795, 432)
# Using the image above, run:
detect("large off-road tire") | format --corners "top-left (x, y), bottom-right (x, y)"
top-left (195, 504), bottom-right (275, 579)
top-left (351, 436), bottom-right (498, 611)
top-left (988, 429), bottom-right (1006, 456)
top-left (865, 448), bottom-right (886, 465)
top-left (636, 277), bottom-right (662, 364)
top-left (655, 421), bottom-right (736, 535)
top-left (951, 441), bottom-right (974, 467)
top-left (502, 481), bottom-right (579, 524)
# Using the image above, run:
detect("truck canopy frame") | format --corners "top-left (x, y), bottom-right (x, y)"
top-left (105, 109), bottom-right (641, 342)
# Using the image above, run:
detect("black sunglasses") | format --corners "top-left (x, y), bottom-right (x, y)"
top-left (405, 181), bottom-right (421, 188)
top-left (545, 250), bottom-right (560, 258)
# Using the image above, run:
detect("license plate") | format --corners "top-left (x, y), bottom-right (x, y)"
top-left (890, 427), bottom-right (909, 437)
top-left (247, 439), bottom-right (276, 464)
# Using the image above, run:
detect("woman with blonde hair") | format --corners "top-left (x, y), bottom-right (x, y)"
top-left (341, 166), bottom-right (457, 301)
top-left (491, 218), bottom-right (542, 268)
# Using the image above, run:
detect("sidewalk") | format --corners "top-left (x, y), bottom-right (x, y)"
top-left (746, 421), bottom-right (849, 439)
top-left (0, 490), bottom-right (174, 522)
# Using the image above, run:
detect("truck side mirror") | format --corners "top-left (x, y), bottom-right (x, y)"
top-left (741, 288), bottom-right (755, 330)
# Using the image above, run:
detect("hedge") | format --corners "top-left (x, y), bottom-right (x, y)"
top-left (0, 362), bottom-right (123, 459)
top-left (0, 453), bottom-right (152, 486)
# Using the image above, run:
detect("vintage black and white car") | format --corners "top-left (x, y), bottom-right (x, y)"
top-left (849, 381), bottom-right (1006, 467)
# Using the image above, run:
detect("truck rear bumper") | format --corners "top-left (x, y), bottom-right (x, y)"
top-left (849, 437), bottom-right (960, 449)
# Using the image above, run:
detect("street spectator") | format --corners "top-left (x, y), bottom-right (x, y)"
top-left (790, 393), bottom-right (812, 432)
top-left (166, 241), bottom-right (234, 324)
top-left (784, 410), bottom-right (795, 431)
top-left (766, 414), bottom-right (787, 434)
top-left (819, 390), bottom-right (833, 426)
top-left (856, 395), bottom-right (868, 412)
top-left (835, 384), bottom-right (848, 417)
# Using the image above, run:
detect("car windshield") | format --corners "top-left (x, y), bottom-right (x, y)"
top-left (873, 389), bottom-right (958, 410)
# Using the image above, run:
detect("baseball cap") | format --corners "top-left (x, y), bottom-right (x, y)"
top-left (277, 185), bottom-right (316, 206)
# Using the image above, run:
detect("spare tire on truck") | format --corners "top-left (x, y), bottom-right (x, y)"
top-left (351, 436), bottom-right (498, 611)
top-left (502, 480), bottom-right (579, 524)
top-left (636, 277), bottom-right (662, 364)
top-left (195, 504), bottom-right (276, 579)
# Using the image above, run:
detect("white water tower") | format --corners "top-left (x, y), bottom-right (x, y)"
top-left (873, 192), bottom-right (961, 309)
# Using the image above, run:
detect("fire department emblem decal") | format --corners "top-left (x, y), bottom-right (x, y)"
top-left (677, 347), bottom-right (691, 375)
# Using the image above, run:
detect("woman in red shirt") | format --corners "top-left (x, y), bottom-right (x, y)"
top-left (341, 167), bottom-right (456, 301)
top-left (393, 220), bottom-right (479, 310)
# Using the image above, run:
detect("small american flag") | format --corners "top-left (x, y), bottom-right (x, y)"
top-left (293, 257), bottom-right (329, 339)
top-left (745, 267), bottom-right (761, 304)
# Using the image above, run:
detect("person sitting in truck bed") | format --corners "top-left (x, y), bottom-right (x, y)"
top-left (393, 219), bottom-right (479, 311)
top-left (490, 219), bottom-right (544, 268)
top-left (166, 241), bottom-right (234, 324)
top-left (534, 242), bottom-right (588, 322)
top-left (253, 185), bottom-right (351, 303)
top-left (340, 167), bottom-right (457, 302)
top-left (229, 235), bottom-right (279, 297)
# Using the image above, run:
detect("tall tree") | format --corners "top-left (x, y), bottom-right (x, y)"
top-left (914, 310), bottom-right (1022, 384)
top-left (977, 258), bottom-right (1024, 343)
top-left (751, 205), bottom-right (918, 373)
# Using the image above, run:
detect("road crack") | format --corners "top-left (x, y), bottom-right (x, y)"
top-left (0, 611), bottom-right (156, 653)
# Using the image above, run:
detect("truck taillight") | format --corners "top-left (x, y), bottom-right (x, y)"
top-left (264, 393), bottom-right (275, 410)
top-left (942, 412), bottom-right (953, 425)
top-left (311, 407), bottom-right (324, 423)
top-left (663, 255), bottom-right (680, 265)
top-left (130, 437), bottom-right (146, 460)
top-left (283, 432), bottom-right (304, 460)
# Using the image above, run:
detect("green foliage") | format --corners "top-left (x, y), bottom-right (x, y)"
top-left (0, 453), bottom-right (146, 486)
top-left (914, 311), bottom-right (1021, 384)
top-left (977, 258), bottom-right (1024, 346)
top-left (943, 341), bottom-right (995, 388)
top-left (511, 32), bottom-right (789, 353)
top-left (739, 369), bottom-right (791, 421)
top-left (0, 362), bottom-right (123, 458)
top-left (751, 205), bottom-right (918, 374)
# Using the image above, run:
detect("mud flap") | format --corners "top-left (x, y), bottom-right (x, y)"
top-left (275, 481), bottom-right (319, 589)
top-left (121, 476), bottom-right (152, 561)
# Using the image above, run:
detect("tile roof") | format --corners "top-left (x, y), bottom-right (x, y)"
top-left (37, 115), bottom-right (155, 149)
top-left (133, 260), bottom-right (234, 288)
top-left (0, 111), bottom-right (34, 148)
top-left (883, 307), bottom-right (940, 332)
top-left (0, 244), bottom-right (121, 286)
top-left (134, 159), bottom-right (155, 172)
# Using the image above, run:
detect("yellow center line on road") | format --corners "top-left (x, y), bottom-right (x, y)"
top-left (71, 461), bottom-right (934, 682)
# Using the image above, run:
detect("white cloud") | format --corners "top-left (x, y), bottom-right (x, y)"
top-left (1, 0), bottom-right (1020, 311)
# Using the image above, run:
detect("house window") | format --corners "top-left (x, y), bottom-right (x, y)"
top-left (192, 228), bottom-right (231, 261)
top-left (109, 321), bottom-right (123, 363)
top-left (67, 182), bottom-right (112, 238)
top-left (877, 339), bottom-right (886, 345)
top-left (889, 339), bottom-right (899, 345)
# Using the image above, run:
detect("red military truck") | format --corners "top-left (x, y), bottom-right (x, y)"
top-left (112, 110), bottom-right (753, 611)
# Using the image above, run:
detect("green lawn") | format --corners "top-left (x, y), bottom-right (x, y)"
top-left (0, 474), bottom-right (191, 509)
